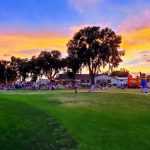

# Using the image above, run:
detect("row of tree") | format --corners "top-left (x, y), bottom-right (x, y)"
top-left (0, 26), bottom-right (125, 84)
top-left (0, 50), bottom-right (65, 83)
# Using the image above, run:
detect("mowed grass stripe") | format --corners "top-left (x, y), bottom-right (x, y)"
top-left (0, 96), bottom-right (78, 150)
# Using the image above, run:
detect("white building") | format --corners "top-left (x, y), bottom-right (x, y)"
top-left (57, 74), bottom-right (128, 86)
top-left (95, 74), bottom-right (127, 86)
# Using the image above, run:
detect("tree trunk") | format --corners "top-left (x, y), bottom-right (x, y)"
top-left (90, 74), bottom-right (95, 85)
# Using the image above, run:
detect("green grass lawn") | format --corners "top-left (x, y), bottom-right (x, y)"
top-left (0, 90), bottom-right (150, 150)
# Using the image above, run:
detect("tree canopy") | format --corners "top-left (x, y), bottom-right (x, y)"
top-left (0, 50), bottom-right (64, 83)
top-left (67, 26), bottom-right (124, 84)
top-left (65, 56), bottom-right (81, 80)
top-left (37, 50), bottom-right (62, 81)
top-left (111, 68), bottom-right (129, 77)
top-left (0, 60), bottom-right (17, 84)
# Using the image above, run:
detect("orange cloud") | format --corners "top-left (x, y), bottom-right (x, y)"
top-left (121, 27), bottom-right (150, 56)
top-left (119, 27), bottom-right (150, 73)
top-left (116, 10), bottom-right (150, 73)
top-left (118, 10), bottom-right (150, 55)
top-left (0, 30), bottom-right (69, 58)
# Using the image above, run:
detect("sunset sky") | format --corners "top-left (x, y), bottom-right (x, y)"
top-left (0, 0), bottom-right (150, 73)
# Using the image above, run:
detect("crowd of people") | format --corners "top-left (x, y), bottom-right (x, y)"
top-left (0, 81), bottom-right (149, 95)
top-left (0, 81), bottom-right (91, 91)
top-left (0, 82), bottom-right (58, 91)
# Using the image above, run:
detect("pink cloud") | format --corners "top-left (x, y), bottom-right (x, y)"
top-left (118, 10), bottom-right (150, 33)
top-left (0, 28), bottom-right (69, 38)
top-left (70, 23), bottom-right (110, 34)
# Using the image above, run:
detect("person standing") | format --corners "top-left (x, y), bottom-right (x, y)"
top-left (89, 84), bottom-right (95, 93)
top-left (144, 86), bottom-right (149, 96)
top-left (74, 83), bottom-right (78, 94)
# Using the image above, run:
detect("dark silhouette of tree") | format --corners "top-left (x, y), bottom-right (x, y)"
top-left (0, 60), bottom-right (17, 84)
top-left (29, 56), bottom-right (41, 82)
top-left (38, 50), bottom-right (62, 81)
top-left (65, 56), bottom-right (81, 80)
top-left (67, 26), bottom-right (124, 84)
top-left (111, 68), bottom-right (129, 77)
top-left (10, 57), bottom-right (30, 82)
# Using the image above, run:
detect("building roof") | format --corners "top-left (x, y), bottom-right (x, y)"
top-left (56, 74), bottom-right (101, 81)
top-left (55, 74), bottom-right (123, 81)
top-left (116, 77), bottom-right (128, 80)
top-left (95, 74), bottom-right (118, 80)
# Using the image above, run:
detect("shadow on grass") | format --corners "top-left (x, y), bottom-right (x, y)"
top-left (0, 98), bottom-right (78, 150)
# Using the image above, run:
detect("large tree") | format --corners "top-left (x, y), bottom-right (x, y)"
top-left (67, 26), bottom-right (124, 84)
top-left (0, 60), bottom-right (17, 84)
top-left (38, 50), bottom-right (62, 81)
top-left (10, 56), bottom-right (30, 82)
top-left (28, 56), bottom-right (42, 82)
top-left (65, 56), bottom-right (81, 80)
